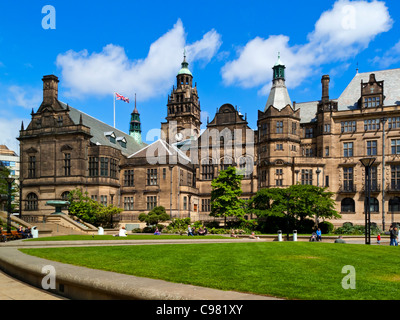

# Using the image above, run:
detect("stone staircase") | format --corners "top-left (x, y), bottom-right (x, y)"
top-left (0, 211), bottom-right (98, 237)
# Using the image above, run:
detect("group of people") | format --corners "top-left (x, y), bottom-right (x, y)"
top-left (389, 225), bottom-right (399, 246)
top-left (17, 226), bottom-right (32, 238)
top-left (309, 228), bottom-right (323, 242)
top-left (187, 225), bottom-right (208, 236)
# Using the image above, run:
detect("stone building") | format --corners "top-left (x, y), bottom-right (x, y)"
top-left (17, 55), bottom-right (400, 230)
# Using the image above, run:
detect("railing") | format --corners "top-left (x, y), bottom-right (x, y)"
top-left (338, 185), bottom-right (357, 193)
top-left (19, 215), bottom-right (47, 224)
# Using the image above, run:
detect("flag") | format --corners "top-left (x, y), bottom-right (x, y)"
top-left (115, 92), bottom-right (129, 103)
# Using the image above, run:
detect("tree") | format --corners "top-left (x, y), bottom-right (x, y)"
top-left (0, 165), bottom-right (19, 213)
top-left (138, 206), bottom-right (169, 226)
top-left (210, 166), bottom-right (245, 225)
top-left (248, 185), bottom-right (340, 226)
top-left (67, 188), bottom-right (122, 227)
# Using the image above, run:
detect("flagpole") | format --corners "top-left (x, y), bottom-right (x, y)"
top-left (113, 92), bottom-right (116, 128)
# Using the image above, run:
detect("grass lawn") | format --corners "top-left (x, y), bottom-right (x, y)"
top-left (20, 241), bottom-right (400, 300)
top-left (25, 234), bottom-right (231, 241)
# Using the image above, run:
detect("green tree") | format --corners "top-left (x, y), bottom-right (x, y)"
top-left (210, 166), bottom-right (245, 225)
top-left (138, 206), bottom-right (169, 226)
top-left (248, 185), bottom-right (340, 225)
top-left (0, 165), bottom-right (19, 213)
top-left (67, 188), bottom-right (122, 227)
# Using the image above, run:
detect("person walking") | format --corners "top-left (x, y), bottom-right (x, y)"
top-left (390, 226), bottom-right (398, 246)
top-left (316, 228), bottom-right (322, 242)
top-left (377, 233), bottom-right (381, 245)
top-left (187, 225), bottom-right (194, 236)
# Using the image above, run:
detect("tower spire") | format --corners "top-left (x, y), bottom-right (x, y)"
top-left (129, 93), bottom-right (142, 144)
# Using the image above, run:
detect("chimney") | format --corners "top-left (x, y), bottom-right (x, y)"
top-left (321, 75), bottom-right (330, 102)
top-left (42, 75), bottom-right (59, 105)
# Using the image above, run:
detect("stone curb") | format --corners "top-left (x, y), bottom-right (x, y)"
top-left (0, 241), bottom-right (280, 300)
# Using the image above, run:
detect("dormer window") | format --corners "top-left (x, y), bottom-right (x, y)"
top-left (104, 132), bottom-right (116, 143)
top-left (117, 137), bottom-right (127, 148)
top-left (364, 96), bottom-right (381, 108)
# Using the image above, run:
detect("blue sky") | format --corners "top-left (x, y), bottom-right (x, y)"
top-left (0, 0), bottom-right (399, 154)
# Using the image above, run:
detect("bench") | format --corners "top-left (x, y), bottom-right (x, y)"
top-left (1, 231), bottom-right (24, 241)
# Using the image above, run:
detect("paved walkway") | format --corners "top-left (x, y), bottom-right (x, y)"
top-left (0, 269), bottom-right (66, 300)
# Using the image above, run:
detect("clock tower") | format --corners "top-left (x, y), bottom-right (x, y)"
top-left (161, 52), bottom-right (201, 144)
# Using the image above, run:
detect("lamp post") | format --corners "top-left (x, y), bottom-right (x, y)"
top-left (5, 176), bottom-right (15, 234)
top-left (360, 157), bottom-right (376, 245)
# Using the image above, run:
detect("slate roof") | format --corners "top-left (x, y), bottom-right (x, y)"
top-left (128, 139), bottom-right (191, 163)
top-left (294, 68), bottom-right (400, 124)
top-left (337, 68), bottom-right (400, 110)
top-left (58, 101), bottom-right (145, 156)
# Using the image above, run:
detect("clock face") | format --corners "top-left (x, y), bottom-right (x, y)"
top-left (175, 132), bottom-right (184, 141)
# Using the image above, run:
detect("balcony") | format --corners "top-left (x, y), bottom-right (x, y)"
top-left (338, 184), bottom-right (357, 194)
top-left (361, 182), bottom-right (381, 193)
top-left (387, 184), bottom-right (400, 193)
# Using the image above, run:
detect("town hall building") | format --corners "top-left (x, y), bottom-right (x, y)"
top-left (17, 54), bottom-right (400, 230)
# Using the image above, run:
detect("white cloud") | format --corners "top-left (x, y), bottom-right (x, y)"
top-left (7, 85), bottom-right (42, 110)
top-left (0, 117), bottom-right (28, 155)
top-left (221, 0), bottom-right (393, 95)
top-left (371, 40), bottom-right (400, 68)
top-left (56, 19), bottom-right (222, 101)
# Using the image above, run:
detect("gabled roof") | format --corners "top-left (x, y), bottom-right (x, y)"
top-left (58, 101), bottom-right (145, 156)
top-left (128, 139), bottom-right (191, 163)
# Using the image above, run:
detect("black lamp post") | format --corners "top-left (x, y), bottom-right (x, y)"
top-left (5, 176), bottom-right (15, 234)
top-left (360, 157), bottom-right (376, 245)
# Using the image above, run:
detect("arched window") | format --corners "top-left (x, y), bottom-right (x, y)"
top-left (26, 193), bottom-right (38, 211)
top-left (370, 197), bottom-right (379, 213)
top-left (389, 197), bottom-right (400, 212)
top-left (341, 198), bottom-right (355, 213)
top-left (201, 159), bottom-right (214, 181)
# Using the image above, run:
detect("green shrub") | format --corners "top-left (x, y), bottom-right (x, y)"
top-left (318, 221), bottom-right (334, 234)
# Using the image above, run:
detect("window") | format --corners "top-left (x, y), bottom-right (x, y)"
top-left (183, 196), bottom-right (187, 210)
top-left (187, 173), bottom-right (193, 187)
top-left (110, 159), bottom-right (118, 179)
top-left (100, 195), bottom-right (107, 206)
top-left (147, 196), bottom-right (157, 210)
top-left (364, 119), bottom-right (380, 131)
top-left (220, 158), bottom-right (232, 171)
top-left (301, 169), bottom-right (313, 185)
top-left (163, 168), bottom-right (166, 180)
top-left (343, 167), bottom-right (354, 191)
top-left (371, 166), bottom-right (378, 191)
top-left (261, 123), bottom-right (268, 136)
top-left (341, 198), bottom-right (355, 212)
top-left (276, 169), bottom-right (283, 186)
top-left (341, 121), bottom-right (356, 133)
top-left (325, 176), bottom-right (329, 187)
top-left (391, 165), bottom-right (400, 191)
top-left (343, 142), bottom-right (353, 157)
top-left (26, 193), bottom-right (38, 211)
top-left (124, 170), bottom-right (134, 187)
top-left (367, 140), bottom-right (377, 156)
top-left (91, 195), bottom-right (98, 202)
top-left (305, 127), bottom-right (314, 138)
top-left (64, 153), bottom-right (71, 176)
top-left (239, 157), bottom-right (253, 178)
top-left (388, 117), bottom-right (400, 129)
top-left (389, 197), bottom-right (400, 212)
top-left (201, 199), bottom-right (211, 212)
top-left (124, 197), bottom-right (134, 211)
top-left (325, 147), bottom-right (330, 157)
top-left (292, 122), bottom-right (297, 135)
top-left (391, 140), bottom-right (400, 155)
top-left (28, 156), bottom-right (36, 178)
top-left (304, 148), bottom-right (314, 157)
top-left (89, 157), bottom-right (98, 177)
top-left (260, 170), bottom-right (267, 187)
top-left (276, 144), bottom-right (283, 150)
top-left (324, 124), bottom-right (331, 133)
top-left (364, 96), bottom-right (380, 108)
top-left (100, 157), bottom-right (109, 176)
top-left (276, 121), bottom-right (283, 134)
top-left (201, 159), bottom-right (214, 180)
top-left (370, 198), bottom-right (379, 213)
top-left (147, 169), bottom-right (158, 186)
